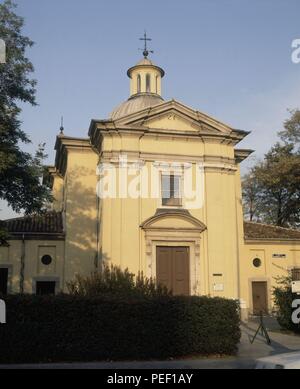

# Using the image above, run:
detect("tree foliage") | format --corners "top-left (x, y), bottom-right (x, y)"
top-left (242, 171), bottom-right (262, 222)
top-left (0, 0), bottom-right (51, 215)
top-left (279, 109), bottom-right (300, 148)
top-left (243, 111), bottom-right (300, 227)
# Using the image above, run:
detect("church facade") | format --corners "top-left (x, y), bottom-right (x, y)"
top-left (1, 54), bottom-right (300, 318)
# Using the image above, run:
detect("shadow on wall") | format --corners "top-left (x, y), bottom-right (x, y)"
top-left (62, 166), bottom-right (110, 288)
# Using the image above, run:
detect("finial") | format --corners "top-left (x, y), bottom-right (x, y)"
top-left (59, 116), bottom-right (64, 135)
top-left (139, 31), bottom-right (153, 58)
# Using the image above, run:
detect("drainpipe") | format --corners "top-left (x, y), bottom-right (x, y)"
top-left (20, 233), bottom-right (25, 293)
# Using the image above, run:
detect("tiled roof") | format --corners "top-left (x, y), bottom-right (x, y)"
top-left (244, 221), bottom-right (300, 240)
top-left (2, 212), bottom-right (300, 241)
top-left (2, 211), bottom-right (64, 234)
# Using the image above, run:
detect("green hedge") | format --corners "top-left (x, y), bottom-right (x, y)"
top-left (0, 295), bottom-right (240, 363)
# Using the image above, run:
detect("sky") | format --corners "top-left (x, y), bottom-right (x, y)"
top-left (1, 0), bottom-right (300, 218)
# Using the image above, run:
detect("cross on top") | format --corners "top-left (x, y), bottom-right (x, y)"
top-left (139, 31), bottom-right (153, 58)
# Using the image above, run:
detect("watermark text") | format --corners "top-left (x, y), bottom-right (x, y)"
top-left (292, 299), bottom-right (300, 324)
top-left (96, 155), bottom-right (205, 210)
top-left (291, 39), bottom-right (300, 64)
top-left (0, 39), bottom-right (6, 63)
top-left (0, 299), bottom-right (6, 324)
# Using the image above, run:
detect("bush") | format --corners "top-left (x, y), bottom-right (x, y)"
top-left (273, 275), bottom-right (300, 333)
top-left (67, 265), bottom-right (171, 298)
top-left (0, 294), bottom-right (240, 363)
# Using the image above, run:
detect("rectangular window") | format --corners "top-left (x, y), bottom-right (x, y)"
top-left (0, 268), bottom-right (8, 295)
top-left (161, 174), bottom-right (181, 206)
top-left (292, 268), bottom-right (300, 281)
top-left (36, 281), bottom-right (56, 295)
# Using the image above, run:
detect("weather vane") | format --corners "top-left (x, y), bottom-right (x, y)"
top-left (139, 31), bottom-right (153, 58)
top-left (59, 116), bottom-right (64, 134)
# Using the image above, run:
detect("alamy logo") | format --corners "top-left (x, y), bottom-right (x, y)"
top-left (0, 299), bottom-right (6, 324)
top-left (292, 299), bottom-right (300, 324)
top-left (95, 155), bottom-right (205, 210)
top-left (291, 39), bottom-right (300, 64)
top-left (0, 39), bottom-right (6, 63)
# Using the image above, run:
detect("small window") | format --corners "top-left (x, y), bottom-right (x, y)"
top-left (146, 74), bottom-right (151, 93)
top-left (36, 281), bottom-right (56, 295)
top-left (292, 268), bottom-right (300, 281)
top-left (137, 74), bottom-right (141, 93)
top-left (41, 254), bottom-right (52, 266)
top-left (155, 75), bottom-right (158, 93)
top-left (0, 268), bottom-right (8, 295)
top-left (253, 258), bottom-right (262, 268)
top-left (161, 174), bottom-right (181, 206)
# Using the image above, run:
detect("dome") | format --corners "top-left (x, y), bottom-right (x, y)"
top-left (135, 58), bottom-right (154, 66)
top-left (110, 93), bottom-right (164, 120)
top-left (110, 52), bottom-right (165, 120)
top-left (127, 58), bottom-right (165, 78)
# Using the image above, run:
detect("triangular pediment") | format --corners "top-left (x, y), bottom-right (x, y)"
top-left (141, 109), bottom-right (209, 133)
top-left (114, 99), bottom-right (233, 135)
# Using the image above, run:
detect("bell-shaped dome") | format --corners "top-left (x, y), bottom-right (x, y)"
top-left (110, 93), bottom-right (164, 120)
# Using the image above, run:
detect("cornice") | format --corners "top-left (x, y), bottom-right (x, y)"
top-left (100, 150), bottom-right (236, 164)
top-left (244, 238), bottom-right (300, 244)
top-left (7, 232), bottom-right (65, 241)
top-left (54, 135), bottom-right (93, 176)
top-left (234, 149), bottom-right (254, 163)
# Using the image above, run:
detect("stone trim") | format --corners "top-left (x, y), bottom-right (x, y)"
top-left (100, 152), bottom-right (238, 173)
top-left (234, 149), bottom-right (254, 163)
top-left (144, 231), bottom-right (202, 295)
top-left (101, 150), bottom-right (237, 164)
top-left (89, 100), bottom-right (249, 149)
top-left (141, 210), bottom-right (205, 295)
top-left (6, 233), bottom-right (65, 241)
top-left (244, 238), bottom-right (300, 244)
top-left (141, 209), bottom-right (207, 232)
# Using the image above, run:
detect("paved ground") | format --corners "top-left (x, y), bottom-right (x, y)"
top-left (1, 316), bottom-right (300, 369)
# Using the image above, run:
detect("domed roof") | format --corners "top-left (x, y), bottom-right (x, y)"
top-left (135, 57), bottom-right (154, 66)
top-left (127, 57), bottom-right (165, 78)
top-left (110, 93), bottom-right (164, 120)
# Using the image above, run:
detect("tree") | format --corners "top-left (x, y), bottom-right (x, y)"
top-left (0, 0), bottom-right (51, 215)
top-left (242, 171), bottom-right (262, 222)
top-left (279, 109), bottom-right (300, 148)
top-left (242, 108), bottom-right (300, 228)
top-left (243, 143), bottom-right (300, 227)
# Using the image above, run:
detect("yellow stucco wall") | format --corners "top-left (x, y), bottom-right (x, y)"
top-left (240, 241), bottom-right (300, 314)
top-left (97, 114), bottom-right (240, 300)
top-left (0, 240), bottom-right (65, 293)
top-left (62, 147), bottom-right (99, 286)
top-left (51, 173), bottom-right (64, 212)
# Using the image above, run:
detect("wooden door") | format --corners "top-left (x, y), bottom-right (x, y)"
top-left (252, 281), bottom-right (268, 315)
top-left (156, 246), bottom-right (189, 295)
